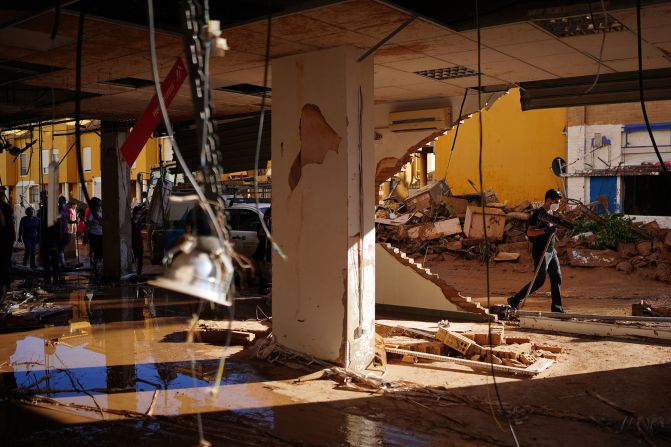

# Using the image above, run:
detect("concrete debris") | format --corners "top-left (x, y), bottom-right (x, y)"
top-left (377, 185), bottom-right (671, 285)
top-left (568, 248), bottom-right (619, 267)
top-left (494, 252), bottom-right (520, 262)
top-left (196, 319), bottom-right (271, 345)
top-left (407, 218), bottom-right (462, 241)
top-left (376, 321), bottom-right (556, 373)
top-left (463, 206), bottom-right (506, 240)
top-left (632, 301), bottom-right (671, 317)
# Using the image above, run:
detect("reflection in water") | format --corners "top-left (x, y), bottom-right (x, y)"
top-left (1, 285), bottom-right (429, 446)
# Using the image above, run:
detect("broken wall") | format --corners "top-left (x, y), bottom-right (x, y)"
top-left (433, 88), bottom-right (566, 205)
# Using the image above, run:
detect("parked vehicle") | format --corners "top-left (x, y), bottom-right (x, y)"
top-left (150, 192), bottom-right (270, 264)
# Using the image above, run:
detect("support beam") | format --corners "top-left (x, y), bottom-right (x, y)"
top-left (100, 122), bottom-right (132, 279)
top-left (272, 46), bottom-right (375, 369)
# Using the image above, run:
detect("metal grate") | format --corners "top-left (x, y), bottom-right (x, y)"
top-left (535, 12), bottom-right (624, 38)
top-left (414, 66), bottom-right (476, 81)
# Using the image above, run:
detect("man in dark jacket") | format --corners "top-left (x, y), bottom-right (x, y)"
top-left (18, 207), bottom-right (39, 268)
top-left (508, 189), bottom-right (565, 313)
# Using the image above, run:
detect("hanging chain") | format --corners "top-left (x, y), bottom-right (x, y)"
top-left (180, 0), bottom-right (225, 202)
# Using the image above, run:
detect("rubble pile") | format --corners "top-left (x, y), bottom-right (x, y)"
top-left (376, 321), bottom-right (561, 372)
top-left (376, 182), bottom-right (671, 284)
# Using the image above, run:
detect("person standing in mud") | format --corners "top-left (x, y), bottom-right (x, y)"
top-left (18, 207), bottom-right (39, 268)
top-left (86, 197), bottom-right (103, 274)
top-left (0, 187), bottom-right (16, 302)
top-left (507, 189), bottom-right (566, 313)
top-left (38, 193), bottom-right (62, 285)
top-left (131, 206), bottom-right (144, 276)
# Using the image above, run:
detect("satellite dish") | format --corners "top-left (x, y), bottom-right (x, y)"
top-left (551, 157), bottom-right (567, 177)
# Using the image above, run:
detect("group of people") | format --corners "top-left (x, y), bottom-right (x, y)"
top-left (0, 188), bottom-right (105, 297)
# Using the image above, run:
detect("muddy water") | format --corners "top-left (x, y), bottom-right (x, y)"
top-left (0, 287), bottom-right (428, 446)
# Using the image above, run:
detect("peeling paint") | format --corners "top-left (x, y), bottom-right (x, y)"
top-left (289, 104), bottom-right (342, 191)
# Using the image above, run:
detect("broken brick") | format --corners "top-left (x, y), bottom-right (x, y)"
top-left (436, 328), bottom-right (481, 355)
top-left (533, 344), bottom-right (563, 353)
top-left (505, 337), bottom-right (532, 344)
top-left (519, 353), bottom-right (536, 365)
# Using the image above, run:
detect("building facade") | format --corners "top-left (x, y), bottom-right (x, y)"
top-left (0, 120), bottom-right (170, 230)
top-left (565, 101), bottom-right (671, 227)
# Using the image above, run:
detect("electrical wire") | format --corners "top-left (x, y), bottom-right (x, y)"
top-left (444, 88), bottom-right (469, 179)
top-left (74, 11), bottom-right (93, 209)
top-left (147, 0), bottom-right (225, 243)
top-left (252, 0), bottom-right (286, 259)
top-left (584, 0), bottom-right (608, 95)
top-left (635, 0), bottom-right (667, 172)
top-left (475, 1), bottom-right (520, 445)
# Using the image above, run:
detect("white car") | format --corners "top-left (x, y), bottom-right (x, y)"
top-left (225, 203), bottom-right (270, 258)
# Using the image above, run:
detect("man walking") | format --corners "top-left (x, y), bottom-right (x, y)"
top-left (18, 207), bottom-right (39, 268)
top-left (508, 189), bottom-right (565, 313)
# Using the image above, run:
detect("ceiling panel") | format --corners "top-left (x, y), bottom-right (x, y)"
top-left (379, 56), bottom-right (456, 72)
top-left (524, 53), bottom-right (616, 78)
top-left (480, 59), bottom-right (555, 82)
top-left (494, 38), bottom-right (577, 59)
top-left (605, 56), bottom-right (671, 71)
top-left (561, 30), bottom-right (662, 61)
top-left (461, 22), bottom-right (553, 47)
top-left (299, 30), bottom-right (377, 50)
top-left (610, 4), bottom-right (671, 32)
top-left (435, 48), bottom-right (515, 68)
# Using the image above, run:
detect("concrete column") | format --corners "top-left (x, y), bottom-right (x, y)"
top-left (272, 46), bottom-right (375, 369)
top-left (100, 122), bottom-right (132, 279)
top-left (419, 151), bottom-right (428, 188)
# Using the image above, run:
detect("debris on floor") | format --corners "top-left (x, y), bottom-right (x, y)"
top-left (375, 320), bottom-right (557, 375)
top-left (376, 186), bottom-right (671, 284)
top-left (0, 289), bottom-right (72, 330)
top-left (196, 319), bottom-right (272, 345)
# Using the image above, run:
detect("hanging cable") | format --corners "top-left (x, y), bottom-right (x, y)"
top-left (74, 11), bottom-right (93, 209)
top-left (636, 0), bottom-right (667, 172)
top-left (475, 1), bottom-right (520, 445)
top-left (147, 0), bottom-right (225, 242)
top-left (584, 0), bottom-right (608, 94)
top-left (444, 88), bottom-right (469, 179)
top-left (252, 0), bottom-right (286, 259)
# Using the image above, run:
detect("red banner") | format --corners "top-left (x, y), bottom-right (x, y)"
top-left (120, 58), bottom-right (187, 167)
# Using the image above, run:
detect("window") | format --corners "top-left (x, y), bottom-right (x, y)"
top-left (83, 147), bottom-right (92, 172)
top-left (30, 186), bottom-right (40, 204)
top-left (226, 209), bottom-right (261, 232)
top-left (237, 209), bottom-right (261, 232)
top-left (622, 174), bottom-right (671, 216)
top-left (42, 150), bottom-right (49, 174)
top-left (20, 153), bottom-right (28, 176)
top-left (52, 149), bottom-right (59, 162)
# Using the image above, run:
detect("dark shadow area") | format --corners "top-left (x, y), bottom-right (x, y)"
top-left (2, 360), bottom-right (671, 446)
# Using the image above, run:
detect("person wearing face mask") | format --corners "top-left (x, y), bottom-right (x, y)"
top-left (507, 189), bottom-right (565, 313)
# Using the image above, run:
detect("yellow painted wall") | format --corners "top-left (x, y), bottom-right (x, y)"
top-left (434, 89), bottom-right (567, 205)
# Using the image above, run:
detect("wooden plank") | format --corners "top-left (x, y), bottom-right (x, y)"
top-left (519, 316), bottom-right (671, 341)
top-left (517, 310), bottom-right (671, 323)
top-left (385, 347), bottom-right (551, 376)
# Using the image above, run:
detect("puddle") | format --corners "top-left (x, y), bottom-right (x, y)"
top-left (1, 286), bottom-right (433, 446)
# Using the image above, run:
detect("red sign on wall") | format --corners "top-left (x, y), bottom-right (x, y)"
top-left (120, 58), bottom-right (187, 167)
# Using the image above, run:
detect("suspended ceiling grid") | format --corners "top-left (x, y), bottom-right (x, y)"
top-left (0, 0), bottom-right (670, 126)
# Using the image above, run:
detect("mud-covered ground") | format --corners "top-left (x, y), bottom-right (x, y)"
top-left (1, 242), bottom-right (670, 446)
